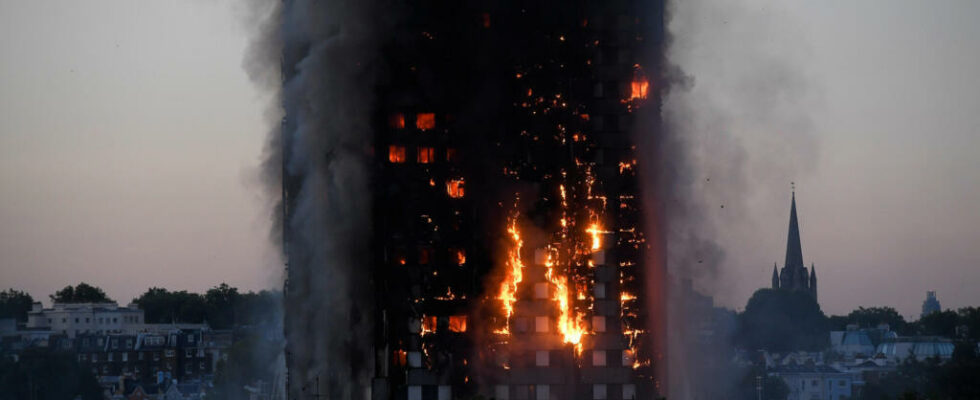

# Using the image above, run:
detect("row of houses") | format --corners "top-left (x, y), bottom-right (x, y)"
top-left (752, 324), bottom-right (972, 400)
top-left (1, 302), bottom-right (236, 399)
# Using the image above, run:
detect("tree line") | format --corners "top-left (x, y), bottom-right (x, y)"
top-left (734, 288), bottom-right (980, 353)
top-left (0, 283), bottom-right (280, 330)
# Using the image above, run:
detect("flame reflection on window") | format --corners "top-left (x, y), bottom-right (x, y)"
top-left (418, 247), bottom-right (432, 265)
top-left (393, 350), bottom-right (408, 366)
top-left (389, 113), bottom-right (405, 129)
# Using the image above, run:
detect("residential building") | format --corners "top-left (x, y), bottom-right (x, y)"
top-left (281, 0), bottom-right (668, 398)
top-left (769, 364), bottom-right (853, 400)
top-left (876, 336), bottom-right (955, 362)
top-left (26, 301), bottom-right (144, 337)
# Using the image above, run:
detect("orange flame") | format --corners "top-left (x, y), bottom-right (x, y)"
top-left (587, 223), bottom-right (602, 251)
top-left (495, 219), bottom-right (524, 334)
top-left (544, 253), bottom-right (586, 354)
top-left (630, 79), bottom-right (649, 100)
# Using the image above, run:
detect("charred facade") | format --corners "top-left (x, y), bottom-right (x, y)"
top-left (282, 1), bottom-right (666, 399)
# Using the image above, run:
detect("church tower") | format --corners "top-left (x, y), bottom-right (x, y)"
top-left (770, 190), bottom-right (817, 301)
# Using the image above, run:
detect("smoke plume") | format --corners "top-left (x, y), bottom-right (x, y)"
top-left (651, 1), bottom-right (820, 398)
top-left (243, 0), bottom-right (394, 398)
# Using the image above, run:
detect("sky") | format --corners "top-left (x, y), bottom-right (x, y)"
top-left (1, 1), bottom-right (978, 319)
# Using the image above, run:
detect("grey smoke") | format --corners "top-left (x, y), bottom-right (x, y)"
top-left (654, 1), bottom-right (820, 399)
top-left (242, 0), bottom-right (391, 398)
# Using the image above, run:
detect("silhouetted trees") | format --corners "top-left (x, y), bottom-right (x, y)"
top-left (0, 289), bottom-right (33, 322)
top-left (915, 310), bottom-right (959, 337)
top-left (131, 284), bottom-right (280, 330)
top-left (735, 289), bottom-right (829, 352)
top-left (858, 342), bottom-right (980, 399)
top-left (132, 287), bottom-right (207, 324)
top-left (835, 306), bottom-right (910, 334)
top-left (0, 347), bottom-right (102, 400)
top-left (49, 283), bottom-right (112, 304)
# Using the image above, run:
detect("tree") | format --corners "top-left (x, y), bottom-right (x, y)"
top-left (205, 283), bottom-right (241, 329)
top-left (0, 347), bottom-right (102, 400)
top-left (49, 283), bottom-right (112, 304)
top-left (914, 310), bottom-right (958, 337)
top-left (735, 289), bottom-right (829, 352)
top-left (956, 307), bottom-right (980, 340)
top-left (844, 306), bottom-right (909, 334)
top-left (132, 288), bottom-right (206, 324)
top-left (235, 290), bottom-right (281, 327)
top-left (0, 289), bottom-right (34, 322)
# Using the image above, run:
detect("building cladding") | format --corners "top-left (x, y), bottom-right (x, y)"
top-left (282, 1), bottom-right (666, 399)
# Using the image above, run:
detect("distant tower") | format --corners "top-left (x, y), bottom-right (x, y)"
top-left (770, 189), bottom-right (817, 301)
top-left (921, 291), bottom-right (941, 317)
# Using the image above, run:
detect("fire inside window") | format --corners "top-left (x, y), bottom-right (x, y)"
top-left (417, 147), bottom-right (435, 164)
top-left (448, 316), bottom-right (467, 332)
top-left (416, 113), bottom-right (436, 130)
top-left (452, 248), bottom-right (466, 265)
top-left (390, 113), bottom-right (405, 129)
top-left (446, 148), bottom-right (458, 162)
top-left (421, 316), bottom-right (437, 335)
top-left (388, 145), bottom-right (406, 163)
top-left (446, 178), bottom-right (465, 198)
top-left (630, 78), bottom-right (649, 100)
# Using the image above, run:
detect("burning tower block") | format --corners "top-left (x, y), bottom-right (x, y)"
top-left (281, 0), bottom-right (666, 398)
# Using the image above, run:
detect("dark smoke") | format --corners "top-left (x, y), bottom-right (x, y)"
top-left (652, 1), bottom-right (820, 399)
top-left (242, 0), bottom-right (395, 398)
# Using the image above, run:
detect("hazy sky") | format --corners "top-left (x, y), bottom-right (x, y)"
top-left (1, 1), bottom-right (978, 318)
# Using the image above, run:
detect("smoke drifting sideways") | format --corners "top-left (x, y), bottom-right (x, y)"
top-left (243, 0), bottom-right (394, 399)
top-left (646, 1), bottom-right (820, 399)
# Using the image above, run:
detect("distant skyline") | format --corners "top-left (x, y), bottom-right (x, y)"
top-left (1, 0), bottom-right (978, 319)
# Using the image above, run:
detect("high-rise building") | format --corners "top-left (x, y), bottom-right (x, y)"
top-left (771, 191), bottom-right (818, 301)
top-left (921, 291), bottom-right (941, 318)
top-left (281, 1), bottom-right (666, 399)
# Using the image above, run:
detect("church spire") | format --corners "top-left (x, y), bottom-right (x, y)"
top-left (785, 189), bottom-right (804, 270)
top-left (772, 263), bottom-right (780, 289)
top-left (809, 263), bottom-right (817, 300)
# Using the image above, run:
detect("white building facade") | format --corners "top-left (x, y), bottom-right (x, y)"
top-left (26, 302), bottom-right (145, 337)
